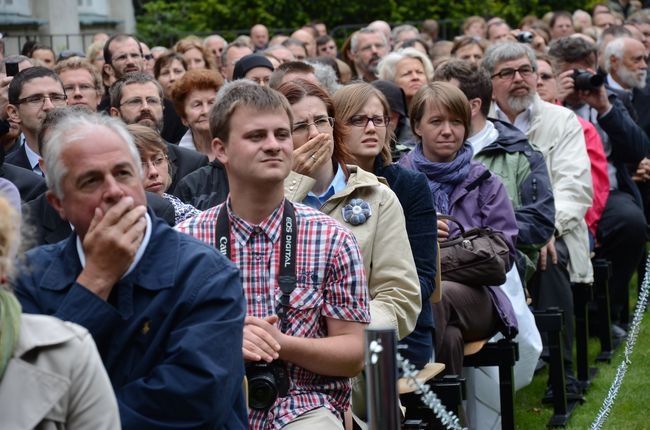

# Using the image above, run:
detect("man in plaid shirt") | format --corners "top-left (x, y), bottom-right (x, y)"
top-left (176, 81), bottom-right (370, 429)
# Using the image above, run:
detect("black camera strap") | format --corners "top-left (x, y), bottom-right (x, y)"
top-left (215, 200), bottom-right (297, 332)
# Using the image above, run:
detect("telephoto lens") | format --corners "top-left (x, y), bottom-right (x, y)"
top-left (572, 69), bottom-right (604, 91)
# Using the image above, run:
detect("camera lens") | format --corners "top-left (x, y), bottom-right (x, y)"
top-left (248, 374), bottom-right (279, 410)
top-left (573, 69), bottom-right (604, 91)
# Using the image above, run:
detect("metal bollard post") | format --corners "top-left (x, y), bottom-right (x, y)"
top-left (365, 328), bottom-right (400, 430)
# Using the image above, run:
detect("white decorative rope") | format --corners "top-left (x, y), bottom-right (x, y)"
top-left (589, 254), bottom-right (650, 430)
top-left (397, 352), bottom-right (467, 430)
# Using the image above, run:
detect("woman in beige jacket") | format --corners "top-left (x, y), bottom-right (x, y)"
top-left (277, 80), bottom-right (421, 342)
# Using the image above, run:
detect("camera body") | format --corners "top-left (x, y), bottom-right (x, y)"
top-left (516, 31), bottom-right (534, 44)
top-left (246, 360), bottom-right (290, 410)
top-left (5, 60), bottom-right (18, 77)
top-left (572, 69), bottom-right (604, 91)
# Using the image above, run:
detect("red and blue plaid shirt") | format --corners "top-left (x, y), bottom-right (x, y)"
top-left (176, 198), bottom-right (370, 429)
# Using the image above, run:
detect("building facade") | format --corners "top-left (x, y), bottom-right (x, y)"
top-left (0, 0), bottom-right (135, 56)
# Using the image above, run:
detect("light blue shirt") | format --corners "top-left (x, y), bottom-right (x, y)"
top-left (302, 163), bottom-right (347, 209)
top-left (21, 134), bottom-right (43, 176)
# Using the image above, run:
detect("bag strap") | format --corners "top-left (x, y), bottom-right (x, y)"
top-left (437, 214), bottom-right (466, 236)
top-left (465, 170), bottom-right (491, 192)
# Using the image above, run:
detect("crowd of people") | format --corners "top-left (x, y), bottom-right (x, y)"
top-left (0, 2), bottom-right (649, 428)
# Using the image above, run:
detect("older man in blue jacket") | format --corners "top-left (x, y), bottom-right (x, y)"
top-left (14, 110), bottom-right (248, 429)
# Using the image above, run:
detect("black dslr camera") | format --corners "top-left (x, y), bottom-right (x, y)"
top-left (572, 69), bottom-right (604, 91)
top-left (246, 360), bottom-right (290, 410)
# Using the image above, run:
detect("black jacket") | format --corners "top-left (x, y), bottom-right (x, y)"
top-left (0, 147), bottom-right (46, 202)
top-left (5, 144), bottom-right (32, 171)
top-left (165, 143), bottom-right (208, 196)
top-left (175, 160), bottom-right (229, 210)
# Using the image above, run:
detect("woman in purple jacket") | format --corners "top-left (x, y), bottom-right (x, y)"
top-left (399, 81), bottom-right (518, 376)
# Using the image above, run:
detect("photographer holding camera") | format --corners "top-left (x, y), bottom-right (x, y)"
top-left (548, 36), bottom-right (650, 335)
top-left (176, 81), bottom-right (370, 430)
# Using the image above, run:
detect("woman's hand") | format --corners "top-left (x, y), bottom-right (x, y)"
top-left (292, 133), bottom-right (332, 177)
top-left (437, 218), bottom-right (449, 241)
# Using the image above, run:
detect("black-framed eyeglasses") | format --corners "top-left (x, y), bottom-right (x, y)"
top-left (491, 65), bottom-right (535, 80)
top-left (292, 117), bottom-right (334, 134)
top-left (16, 93), bottom-right (67, 107)
top-left (120, 96), bottom-right (162, 109)
top-left (347, 115), bottom-right (390, 127)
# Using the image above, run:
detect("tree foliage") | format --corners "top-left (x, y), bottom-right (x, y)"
top-left (135, 0), bottom-right (590, 47)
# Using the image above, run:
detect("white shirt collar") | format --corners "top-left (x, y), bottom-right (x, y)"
top-left (607, 74), bottom-right (627, 92)
top-left (178, 129), bottom-right (196, 151)
top-left (468, 121), bottom-right (499, 155)
top-left (494, 103), bottom-right (533, 134)
top-left (76, 213), bottom-right (152, 279)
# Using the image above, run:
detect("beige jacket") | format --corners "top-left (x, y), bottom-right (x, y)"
top-left (490, 95), bottom-right (593, 283)
top-left (285, 166), bottom-right (421, 339)
top-left (0, 314), bottom-right (120, 430)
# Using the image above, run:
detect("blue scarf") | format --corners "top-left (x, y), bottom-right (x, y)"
top-left (400, 142), bottom-right (473, 214)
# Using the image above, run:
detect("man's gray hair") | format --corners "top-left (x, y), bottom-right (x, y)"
top-left (378, 47), bottom-right (434, 82)
top-left (350, 27), bottom-right (387, 54)
top-left (306, 61), bottom-right (341, 94)
top-left (391, 24), bottom-right (419, 41)
top-left (43, 111), bottom-right (142, 198)
top-left (482, 42), bottom-right (538, 75)
top-left (603, 37), bottom-right (626, 73)
top-left (204, 34), bottom-right (227, 46)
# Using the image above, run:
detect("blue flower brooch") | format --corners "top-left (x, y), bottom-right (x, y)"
top-left (342, 198), bottom-right (372, 226)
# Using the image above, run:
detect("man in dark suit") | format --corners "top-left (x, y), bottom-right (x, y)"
top-left (0, 146), bottom-right (46, 202)
top-left (108, 72), bottom-right (207, 195)
top-left (5, 67), bottom-right (67, 175)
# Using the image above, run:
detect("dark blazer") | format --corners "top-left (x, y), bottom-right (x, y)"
top-left (633, 76), bottom-right (650, 138)
top-left (165, 143), bottom-right (208, 196)
top-left (5, 144), bottom-right (33, 172)
top-left (23, 192), bottom-right (176, 248)
top-left (600, 89), bottom-right (650, 205)
top-left (374, 157), bottom-right (437, 368)
top-left (0, 163), bottom-right (46, 202)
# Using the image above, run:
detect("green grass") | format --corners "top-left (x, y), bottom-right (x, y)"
top-left (514, 282), bottom-right (650, 429)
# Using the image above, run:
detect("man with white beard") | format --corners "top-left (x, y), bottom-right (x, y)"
top-left (605, 36), bottom-right (648, 93)
top-left (483, 42), bottom-right (593, 401)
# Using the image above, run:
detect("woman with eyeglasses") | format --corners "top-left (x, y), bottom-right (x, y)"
top-left (332, 82), bottom-right (438, 370)
top-left (127, 124), bottom-right (200, 225)
top-left (399, 82), bottom-right (518, 376)
top-left (277, 79), bottom-right (421, 353)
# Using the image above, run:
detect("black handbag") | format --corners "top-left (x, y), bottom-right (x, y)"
top-left (438, 215), bottom-right (510, 287)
